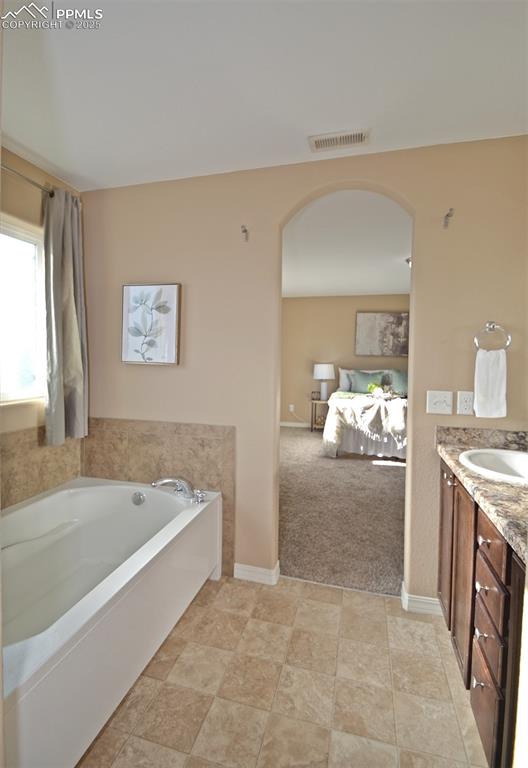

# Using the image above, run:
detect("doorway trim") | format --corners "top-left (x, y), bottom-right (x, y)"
top-left (277, 180), bottom-right (416, 596)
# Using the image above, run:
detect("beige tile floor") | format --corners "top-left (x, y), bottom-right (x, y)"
top-left (78, 577), bottom-right (487, 768)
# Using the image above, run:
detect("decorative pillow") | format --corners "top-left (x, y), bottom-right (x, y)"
top-left (339, 368), bottom-right (407, 394)
top-left (360, 369), bottom-right (390, 385)
top-left (349, 370), bottom-right (384, 393)
top-left (380, 372), bottom-right (393, 388)
top-left (338, 367), bottom-right (355, 391)
top-left (389, 369), bottom-right (408, 396)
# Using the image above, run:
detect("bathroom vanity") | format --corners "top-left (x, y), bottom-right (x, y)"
top-left (436, 430), bottom-right (527, 768)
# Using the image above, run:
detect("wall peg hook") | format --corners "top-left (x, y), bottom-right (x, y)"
top-left (443, 208), bottom-right (454, 229)
top-left (241, 225), bottom-right (249, 242)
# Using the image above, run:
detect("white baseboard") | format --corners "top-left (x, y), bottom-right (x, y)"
top-left (401, 581), bottom-right (442, 616)
top-left (234, 561), bottom-right (280, 586)
top-left (279, 421), bottom-right (310, 428)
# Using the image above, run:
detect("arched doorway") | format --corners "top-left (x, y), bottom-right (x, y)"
top-left (279, 188), bottom-right (414, 595)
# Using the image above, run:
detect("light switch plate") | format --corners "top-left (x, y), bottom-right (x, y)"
top-left (426, 390), bottom-right (453, 414)
top-left (457, 391), bottom-right (474, 415)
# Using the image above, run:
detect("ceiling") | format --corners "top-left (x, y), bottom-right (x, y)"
top-left (282, 190), bottom-right (412, 297)
top-left (2, 1), bottom-right (527, 191)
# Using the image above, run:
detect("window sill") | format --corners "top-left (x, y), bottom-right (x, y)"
top-left (0, 397), bottom-right (46, 408)
top-left (0, 398), bottom-right (46, 433)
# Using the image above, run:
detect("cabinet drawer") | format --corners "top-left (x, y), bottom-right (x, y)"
top-left (474, 596), bottom-right (505, 687)
top-left (470, 639), bottom-right (503, 768)
top-left (477, 510), bottom-right (509, 583)
top-left (475, 551), bottom-right (508, 636)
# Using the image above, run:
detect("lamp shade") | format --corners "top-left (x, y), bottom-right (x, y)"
top-left (313, 363), bottom-right (335, 381)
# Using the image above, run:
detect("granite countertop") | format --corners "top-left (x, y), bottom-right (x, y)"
top-left (436, 427), bottom-right (528, 565)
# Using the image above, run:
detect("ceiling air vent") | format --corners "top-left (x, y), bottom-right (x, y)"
top-left (308, 130), bottom-right (369, 153)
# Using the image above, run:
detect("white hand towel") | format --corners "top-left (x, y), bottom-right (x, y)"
top-left (474, 348), bottom-right (507, 418)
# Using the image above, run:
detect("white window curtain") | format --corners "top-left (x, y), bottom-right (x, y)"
top-left (44, 189), bottom-right (88, 445)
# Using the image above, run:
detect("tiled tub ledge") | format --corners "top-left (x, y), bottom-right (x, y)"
top-left (0, 417), bottom-right (236, 575)
top-left (82, 417), bottom-right (236, 575)
top-left (436, 427), bottom-right (528, 564)
top-left (0, 426), bottom-right (81, 508)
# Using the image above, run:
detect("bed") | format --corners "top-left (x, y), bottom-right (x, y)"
top-left (322, 368), bottom-right (407, 459)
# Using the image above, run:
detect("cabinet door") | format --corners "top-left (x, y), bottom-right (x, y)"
top-left (438, 462), bottom-right (456, 629)
top-left (451, 481), bottom-right (477, 688)
top-left (470, 639), bottom-right (504, 768)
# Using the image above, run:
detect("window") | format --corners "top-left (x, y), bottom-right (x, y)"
top-left (0, 216), bottom-right (46, 402)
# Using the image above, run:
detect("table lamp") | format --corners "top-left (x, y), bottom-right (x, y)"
top-left (313, 363), bottom-right (335, 401)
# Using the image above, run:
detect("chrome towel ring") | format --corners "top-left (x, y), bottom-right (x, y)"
top-left (474, 321), bottom-right (512, 350)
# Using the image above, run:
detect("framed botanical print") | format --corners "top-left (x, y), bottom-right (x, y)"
top-left (121, 283), bottom-right (181, 364)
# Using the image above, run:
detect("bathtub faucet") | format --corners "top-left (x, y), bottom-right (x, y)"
top-left (151, 477), bottom-right (195, 500)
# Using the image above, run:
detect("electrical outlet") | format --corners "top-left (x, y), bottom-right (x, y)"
top-left (288, 404), bottom-right (295, 413)
top-left (426, 390), bottom-right (453, 415)
top-left (457, 391), bottom-right (474, 415)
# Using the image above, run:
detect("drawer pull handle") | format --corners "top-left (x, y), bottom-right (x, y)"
top-left (477, 535), bottom-right (492, 548)
top-left (474, 627), bottom-right (489, 641)
top-left (475, 581), bottom-right (490, 595)
top-left (446, 478), bottom-right (457, 487)
top-left (472, 676), bottom-right (486, 689)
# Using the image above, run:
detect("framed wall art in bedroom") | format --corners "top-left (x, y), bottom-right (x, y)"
top-left (355, 311), bottom-right (409, 356)
top-left (121, 283), bottom-right (181, 364)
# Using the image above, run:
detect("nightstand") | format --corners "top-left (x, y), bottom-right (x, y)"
top-left (310, 400), bottom-right (328, 432)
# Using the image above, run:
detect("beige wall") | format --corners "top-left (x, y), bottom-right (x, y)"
top-left (0, 148), bottom-right (78, 433)
top-left (1, 147), bottom-right (78, 226)
top-left (82, 135), bottom-right (528, 597)
top-left (281, 295), bottom-right (410, 423)
top-left (0, 150), bottom-right (238, 574)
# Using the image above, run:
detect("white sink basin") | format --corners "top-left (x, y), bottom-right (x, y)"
top-left (459, 448), bottom-right (528, 485)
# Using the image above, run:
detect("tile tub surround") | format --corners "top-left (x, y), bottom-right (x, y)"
top-left (436, 427), bottom-right (528, 564)
top-left (77, 576), bottom-right (487, 768)
top-left (82, 417), bottom-right (235, 575)
top-left (0, 426), bottom-right (81, 508)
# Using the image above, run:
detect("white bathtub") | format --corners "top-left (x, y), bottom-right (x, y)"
top-left (2, 477), bottom-right (222, 768)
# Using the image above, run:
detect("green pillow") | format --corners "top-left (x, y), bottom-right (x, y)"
top-left (389, 369), bottom-right (408, 396)
top-left (348, 370), bottom-right (383, 393)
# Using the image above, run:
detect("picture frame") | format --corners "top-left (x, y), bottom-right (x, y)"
top-left (355, 311), bottom-right (409, 356)
top-left (121, 283), bottom-right (181, 364)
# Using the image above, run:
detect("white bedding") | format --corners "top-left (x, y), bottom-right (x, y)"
top-left (323, 391), bottom-right (407, 459)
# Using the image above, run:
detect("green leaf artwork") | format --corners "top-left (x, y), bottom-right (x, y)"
top-left (127, 288), bottom-right (172, 362)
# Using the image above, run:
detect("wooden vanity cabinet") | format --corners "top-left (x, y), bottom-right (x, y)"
top-left (451, 480), bottom-right (478, 687)
top-left (438, 463), bottom-right (525, 768)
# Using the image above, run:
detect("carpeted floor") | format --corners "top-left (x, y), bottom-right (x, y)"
top-left (279, 427), bottom-right (405, 595)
